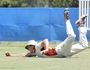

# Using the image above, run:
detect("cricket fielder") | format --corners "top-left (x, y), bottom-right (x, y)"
top-left (5, 9), bottom-right (88, 58)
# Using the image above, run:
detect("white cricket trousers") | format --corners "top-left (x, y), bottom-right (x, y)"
top-left (56, 20), bottom-right (88, 57)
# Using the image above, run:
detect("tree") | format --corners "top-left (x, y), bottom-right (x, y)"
top-left (0, 0), bottom-right (28, 7)
top-left (48, 0), bottom-right (72, 7)
top-left (0, 0), bottom-right (79, 7)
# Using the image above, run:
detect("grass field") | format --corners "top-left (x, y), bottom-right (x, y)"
top-left (0, 42), bottom-right (90, 70)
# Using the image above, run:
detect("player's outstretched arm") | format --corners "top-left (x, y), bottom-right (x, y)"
top-left (5, 52), bottom-right (36, 57)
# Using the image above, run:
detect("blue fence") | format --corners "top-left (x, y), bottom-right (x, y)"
top-left (0, 8), bottom-right (90, 41)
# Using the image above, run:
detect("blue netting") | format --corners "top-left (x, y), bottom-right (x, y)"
top-left (0, 8), bottom-right (90, 41)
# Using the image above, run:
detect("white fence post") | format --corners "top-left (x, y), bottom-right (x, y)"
top-left (79, 0), bottom-right (90, 30)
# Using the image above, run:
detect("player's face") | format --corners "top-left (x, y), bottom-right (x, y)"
top-left (27, 45), bottom-right (35, 53)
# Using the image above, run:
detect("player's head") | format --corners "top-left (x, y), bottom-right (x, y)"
top-left (25, 40), bottom-right (37, 53)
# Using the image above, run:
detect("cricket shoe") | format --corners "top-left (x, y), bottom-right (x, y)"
top-left (64, 8), bottom-right (69, 21)
top-left (76, 15), bottom-right (87, 26)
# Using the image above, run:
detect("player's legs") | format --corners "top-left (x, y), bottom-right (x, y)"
top-left (56, 9), bottom-right (76, 57)
top-left (71, 15), bottom-right (88, 55)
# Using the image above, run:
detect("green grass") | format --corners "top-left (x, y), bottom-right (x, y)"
top-left (0, 42), bottom-right (90, 70)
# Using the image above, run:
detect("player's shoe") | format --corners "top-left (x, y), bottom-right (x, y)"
top-left (76, 15), bottom-right (87, 26)
top-left (64, 8), bottom-right (69, 21)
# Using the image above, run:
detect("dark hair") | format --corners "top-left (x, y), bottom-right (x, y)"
top-left (25, 45), bottom-right (30, 50)
top-left (25, 45), bottom-right (35, 50)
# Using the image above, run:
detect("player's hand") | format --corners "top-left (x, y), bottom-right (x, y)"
top-left (5, 52), bottom-right (11, 56)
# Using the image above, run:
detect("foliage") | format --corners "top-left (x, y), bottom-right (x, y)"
top-left (49, 0), bottom-right (78, 7)
top-left (0, 0), bottom-right (28, 7)
top-left (0, 0), bottom-right (79, 7)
